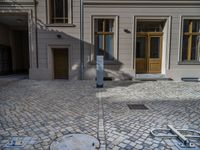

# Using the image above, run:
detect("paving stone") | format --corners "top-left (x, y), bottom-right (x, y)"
top-left (118, 142), bottom-right (126, 148)
top-left (135, 144), bottom-right (143, 149)
top-left (112, 146), bottom-right (120, 150)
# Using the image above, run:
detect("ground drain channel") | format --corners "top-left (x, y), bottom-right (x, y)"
top-left (50, 134), bottom-right (100, 150)
top-left (127, 104), bottom-right (149, 110)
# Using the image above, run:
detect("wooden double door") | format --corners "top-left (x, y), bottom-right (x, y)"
top-left (136, 32), bottom-right (163, 74)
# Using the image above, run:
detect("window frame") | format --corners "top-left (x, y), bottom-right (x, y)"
top-left (47, 0), bottom-right (72, 26)
top-left (91, 16), bottom-right (119, 63)
top-left (95, 19), bottom-right (114, 60)
top-left (179, 16), bottom-right (200, 64)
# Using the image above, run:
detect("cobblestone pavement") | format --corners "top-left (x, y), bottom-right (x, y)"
top-left (0, 79), bottom-right (99, 150)
top-left (0, 78), bottom-right (200, 150)
top-left (102, 81), bottom-right (200, 150)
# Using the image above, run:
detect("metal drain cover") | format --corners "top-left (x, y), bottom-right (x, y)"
top-left (127, 104), bottom-right (148, 110)
top-left (50, 134), bottom-right (100, 150)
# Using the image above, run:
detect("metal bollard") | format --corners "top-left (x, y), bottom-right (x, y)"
top-left (96, 56), bottom-right (104, 88)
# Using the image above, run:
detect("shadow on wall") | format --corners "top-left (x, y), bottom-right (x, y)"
top-left (36, 20), bottom-right (133, 80)
top-left (6, 1), bottom-right (134, 80)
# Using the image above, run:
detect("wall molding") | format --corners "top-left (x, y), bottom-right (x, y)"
top-left (0, 0), bottom-right (34, 6)
top-left (84, 1), bottom-right (200, 6)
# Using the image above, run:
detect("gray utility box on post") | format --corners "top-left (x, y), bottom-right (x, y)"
top-left (96, 56), bottom-right (104, 88)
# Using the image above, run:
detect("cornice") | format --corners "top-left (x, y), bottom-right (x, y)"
top-left (0, 0), bottom-right (34, 6)
top-left (84, 0), bottom-right (200, 5)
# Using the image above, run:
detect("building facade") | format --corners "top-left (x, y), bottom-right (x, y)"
top-left (0, 0), bottom-right (200, 81)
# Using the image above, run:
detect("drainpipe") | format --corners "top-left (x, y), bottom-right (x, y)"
top-left (80, 0), bottom-right (84, 80)
top-left (34, 0), bottom-right (39, 68)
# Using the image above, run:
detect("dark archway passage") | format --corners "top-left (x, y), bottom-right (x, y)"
top-left (0, 13), bottom-right (29, 75)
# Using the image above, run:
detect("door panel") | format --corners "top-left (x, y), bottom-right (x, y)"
top-left (149, 36), bottom-right (162, 73)
top-left (53, 48), bottom-right (68, 79)
top-left (136, 36), bottom-right (147, 73)
top-left (136, 33), bottom-right (162, 74)
top-left (150, 37), bottom-right (160, 58)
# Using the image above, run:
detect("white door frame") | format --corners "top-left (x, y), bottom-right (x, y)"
top-left (132, 16), bottom-right (172, 77)
top-left (47, 44), bottom-right (71, 79)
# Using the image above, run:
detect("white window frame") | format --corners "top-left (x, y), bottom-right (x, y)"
top-left (179, 16), bottom-right (200, 64)
top-left (47, 0), bottom-right (72, 25)
top-left (91, 15), bottom-right (119, 63)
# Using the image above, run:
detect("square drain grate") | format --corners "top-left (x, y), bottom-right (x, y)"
top-left (127, 104), bottom-right (148, 110)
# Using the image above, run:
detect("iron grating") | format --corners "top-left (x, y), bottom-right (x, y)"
top-left (127, 104), bottom-right (149, 110)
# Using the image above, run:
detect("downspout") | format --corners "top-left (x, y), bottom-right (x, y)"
top-left (80, 0), bottom-right (84, 80)
top-left (34, 0), bottom-right (39, 68)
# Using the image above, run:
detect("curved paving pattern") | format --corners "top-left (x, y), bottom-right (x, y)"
top-left (0, 79), bottom-right (200, 150)
top-left (0, 80), bottom-right (99, 150)
top-left (102, 81), bottom-right (200, 150)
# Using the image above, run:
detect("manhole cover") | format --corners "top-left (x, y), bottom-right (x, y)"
top-left (127, 104), bottom-right (148, 110)
top-left (50, 134), bottom-right (100, 150)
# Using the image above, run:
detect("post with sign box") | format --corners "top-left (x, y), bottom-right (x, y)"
top-left (96, 56), bottom-right (104, 88)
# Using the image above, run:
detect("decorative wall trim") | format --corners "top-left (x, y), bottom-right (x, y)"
top-left (84, 1), bottom-right (200, 5)
top-left (0, 0), bottom-right (34, 6)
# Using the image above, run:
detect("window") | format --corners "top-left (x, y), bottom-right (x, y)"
top-left (137, 20), bottom-right (165, 32)
top-left (49, 0), bottom-right (70, 24)
top-left (94, 19), bottom-right (114, 61)
top-left (181, 19), bottom-right (200, 62)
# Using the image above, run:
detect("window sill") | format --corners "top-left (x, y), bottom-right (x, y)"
top-left (178, 61), bottom-right (200, 65)
top-left (46, 24), bottom-right (76, 27)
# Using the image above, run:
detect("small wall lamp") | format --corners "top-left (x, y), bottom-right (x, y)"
top-left (124, 29), bottom-right (131, 34)
top-left (57, 34), bottom-right (62, 39)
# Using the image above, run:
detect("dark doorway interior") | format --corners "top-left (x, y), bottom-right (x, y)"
top-left (0, 13), bottom-right (29, 75)
top-left (0, 45), bottom-right (12, 75)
